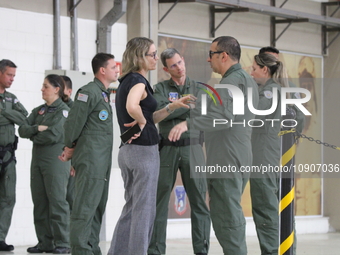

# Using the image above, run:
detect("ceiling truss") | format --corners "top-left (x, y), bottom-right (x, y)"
top-left (159, 0), bottom-right (340, 55)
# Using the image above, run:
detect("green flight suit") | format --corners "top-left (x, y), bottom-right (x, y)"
top-left (19, 97), bottom-right (70, 250)
top-left (188, 64), bottom-right (259, 255)
top-left (63, 78), bottom-right (113, 255)
top-left (250, 79), bottom-right (281, 255)
top-left (0, 91), bottom-right (27, 242)
top-left (148, 77), bottom-right (210, 255)
top-left (65, 98), bottom-right (74, 211)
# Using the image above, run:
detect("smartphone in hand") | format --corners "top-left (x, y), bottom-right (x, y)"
top-left (120, 124), bottom-right (141, 144)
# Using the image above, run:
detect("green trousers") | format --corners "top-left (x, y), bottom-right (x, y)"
top-left (250, 174), bottom-right (279, 255)
top-left (208, 176), bottom-right (249, 255)
top-left (70, 166), bottom-right (110, 255)
top-left (148, 144), bottom-right (210, 255)
top-left (66, 175), bottom-right (75, 211)
top-left (0, 158), bottom-right (15, 241)
top-left (31, 153), bottom-right (71, 250)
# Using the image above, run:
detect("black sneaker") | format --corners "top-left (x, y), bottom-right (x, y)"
top-left (0, 241), bottom-right (14, 251)
top-left (27, 245), bottom-right (53, 253)
top-left (52, 247), bottom-right (71, 254)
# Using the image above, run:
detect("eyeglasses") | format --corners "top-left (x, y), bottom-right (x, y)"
top-left (145, 51), bottom-right (157, 59)
top-left (209, 50), bottom-right (226, 59)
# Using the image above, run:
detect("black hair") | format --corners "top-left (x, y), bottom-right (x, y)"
top-left (91, 53), bottom-right (115, 75)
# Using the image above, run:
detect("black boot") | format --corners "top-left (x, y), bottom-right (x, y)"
top-left (0, 241), bottom-right (14, 251)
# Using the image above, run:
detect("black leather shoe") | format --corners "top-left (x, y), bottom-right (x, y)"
top-left (195, 253), bottom-right (207, 255)
top-left (27, 245), bottom-right (53, 253)
top-left (53, 247), bottom-right (71, 254)
top-left (0, 241), bottom-right (14, 251)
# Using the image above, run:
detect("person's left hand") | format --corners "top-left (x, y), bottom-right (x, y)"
top-left (168, 121), bottom-right (188, 141)
top-left (123, 120), bottom-right (142, 144)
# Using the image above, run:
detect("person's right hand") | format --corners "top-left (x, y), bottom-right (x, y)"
top-left (38, 125), bottom-right (48, 132)
top-left (58, 147), bottom-right (75, 162)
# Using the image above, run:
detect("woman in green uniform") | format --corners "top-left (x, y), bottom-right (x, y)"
top-left (250, 53), bottom-right (288, 255)
top-left (19, 74), bottom-right (71, 254)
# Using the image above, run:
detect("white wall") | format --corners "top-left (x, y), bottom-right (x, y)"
top-left (0, 6), bottom-right (127, 245)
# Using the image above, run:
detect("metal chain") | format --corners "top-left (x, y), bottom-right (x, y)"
top-left (294, 130), bottom-right (340, 151)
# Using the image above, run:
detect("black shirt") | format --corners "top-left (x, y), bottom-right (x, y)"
top-left (116, 72), bottom-right (159, 146)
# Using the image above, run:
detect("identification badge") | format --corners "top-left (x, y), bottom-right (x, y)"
top-left (102, 92), bottom-right (108, 103)
top-left (63, 110), bottom-right (69, 118)
top-left (169, 92), bottom-right (179, 102)
top-left (264, 91), bottom-right (273, 99)
top-left (5, 97), bottom-right (12, 102)
top-left (47, 107), bottom-right (57, 113)
top-left (99, 110), bottom-right (109, 121)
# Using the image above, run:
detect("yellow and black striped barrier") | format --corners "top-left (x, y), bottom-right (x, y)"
top-left (279, 108), bottom-right (296, 255)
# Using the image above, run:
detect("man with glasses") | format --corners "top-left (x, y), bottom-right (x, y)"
top-left (168, 36), bottom-right (259, 255)
top-left (148, 48), bottom-right (210, 255)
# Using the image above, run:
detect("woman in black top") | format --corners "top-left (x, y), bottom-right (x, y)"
top-left (108, 37), bottom-right (191, 255)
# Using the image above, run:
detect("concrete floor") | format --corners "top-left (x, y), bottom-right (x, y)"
top-left (3, 232), bottom-right (340, 254)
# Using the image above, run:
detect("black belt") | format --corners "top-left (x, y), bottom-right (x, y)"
top-left (162, 138), bottom-right (201, 147)
top-left (158, 132), bottom-right (204, 151)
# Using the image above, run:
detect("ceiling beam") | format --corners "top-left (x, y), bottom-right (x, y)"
top-left (195, 0), bottom-right (340, 28)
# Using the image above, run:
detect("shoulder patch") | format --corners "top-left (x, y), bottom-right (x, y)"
top-left (264, 91), bottom-right (273, 99)
top-left (14, 99), bottom-right (19, 104)
top-left (63, 110), bottom-right (69, 118)
top-left (77, 93), bottom-right (88, 102)
top-left (99, 110), bottom-right (109, 121)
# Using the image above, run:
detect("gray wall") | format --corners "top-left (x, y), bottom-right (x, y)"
top-left (323, 7), bottom-right (340, 231)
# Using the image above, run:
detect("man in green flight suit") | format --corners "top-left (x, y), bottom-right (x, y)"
top-left (148, 48), bottom-right (210, 255)
top-left (59, 53), bottom-right (120, 255)
top-left (168, 36), bottom-right (259, 255)
top-left (0, 59), bottom-right (28, 251)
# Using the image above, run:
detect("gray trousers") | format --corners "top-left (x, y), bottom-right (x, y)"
top-left (108, 144), bottom-right (159, 255)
